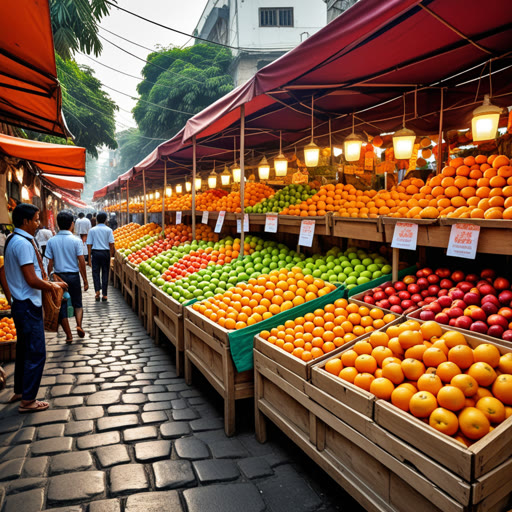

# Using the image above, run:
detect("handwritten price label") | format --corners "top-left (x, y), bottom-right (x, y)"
top-left (201, 211), bottom-right (209, 224)
top-left (447, 223), bottom-right (480, 259)
top-left (298, 219), bottom-right (315, 247)
top-left (265, 213), bottom-right (278, 233)
top-left (214, 211), bottom-right (226, 233)
top-left (391, 222), bottom-right (418, 251)
top-left (236, 214), bottom-right (250, 233)
top-left (176, 211), bottom-right (182, 224)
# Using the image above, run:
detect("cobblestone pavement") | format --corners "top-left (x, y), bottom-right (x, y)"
top-left (0, 277), bottom-right (364, 512)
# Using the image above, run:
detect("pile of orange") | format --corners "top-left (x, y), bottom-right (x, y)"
top-left (163, 223), bottom-right (218, 243)
top-left (114, 223), bottom-right (160, 249)
top-left (0, 297), bottom-right (9, 311)
top-left (0, 318), bottom-right (16, 341)
top-left (325, 320), bottom-right (512, 445)
top-left (201, 183), bottom-right (274, 213)
top-left (113, 222), bottom-right (140, 237)
top-left (261, 300), bottom-right (396, 361)
top-left (192, 268), bottom-right (336, 330)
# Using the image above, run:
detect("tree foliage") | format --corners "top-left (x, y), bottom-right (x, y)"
top-left (56, 55), bottom-right (118, 158)
top-left (50, 0), bottom-right (114, 60)
top-left (132, 44), bottom-right (234, 140)
top-left (116, 129), bottom-right (161, 172)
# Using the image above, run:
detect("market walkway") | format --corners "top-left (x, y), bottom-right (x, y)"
top-left (0, 276), bottom-right (363, 512)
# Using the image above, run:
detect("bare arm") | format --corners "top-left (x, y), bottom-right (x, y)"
top-left (109, 242), bottom-right (115, 258)
top-left (78, 255), bottom-right (89, 291)
top-left (20, 264), bottom-right (66, 292)
top-left (47, 258), bottom-right (54, 276)
top-left (0, 266), bottom-right (11, 303)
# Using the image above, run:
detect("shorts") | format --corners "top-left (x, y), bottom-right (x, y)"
top-left (54, 272), bottom-right (83, 309)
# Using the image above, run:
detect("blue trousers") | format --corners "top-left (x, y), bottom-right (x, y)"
top-left (92, 249), bottom-right (110, 296)
top-left (12, 298), bottom-right (46, 401)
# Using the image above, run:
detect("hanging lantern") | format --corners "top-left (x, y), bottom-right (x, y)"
top-left (221, 165), bottom-right (231, 186)
top-left (208, 170), bottom-right (217, 189)
top-left (166, 187), bottom-right (172, 197)
top-left (304, 141), bottom-right (320, 167)
top-left (21, 186), bottom-right (30, 201)
top-left (232, 164), bottom-right (241, 183)
top-left (149, 193), bottom-right (154, 200)
top-left (392, 127), bottom-right (416, 159)
top-left (195, 177), bottom-right (202, 190)
top-left (258, 156), bottom-right (270, 180)
top-left (176, 184), bottom-right (183, 194)
top-left (185, 179), bottom-right (191, 192)
top-left (344, 133), bottom-right (363, 162)
top-left (155, 191), bottom-right (160, 199)
top-left (472, 95), bottom-right (502, 142)
top-left (274, 130), bottom-right (288, 176)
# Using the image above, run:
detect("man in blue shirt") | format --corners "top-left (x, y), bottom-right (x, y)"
top-left (47, 210), bottom-right (89, 343)
top-left (87, 212), bottom-right (115, 302)
top-left (0, 204), bottom-right (66, 413)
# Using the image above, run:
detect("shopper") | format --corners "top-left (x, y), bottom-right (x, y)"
top-left (87, 212), bottom-right (115, 302)
top-left (91, 213), bottom-right (97, 227)
top-left (108, 214), bottom-right (118, 231)
top-left (75, 212), bottom-right (91, 243)
top-left (35, 225), bottom-right (53, 257)
top-left (46, 210), bottom-right (89, 343)
top-left (0, 203), bottom-right (66, 413)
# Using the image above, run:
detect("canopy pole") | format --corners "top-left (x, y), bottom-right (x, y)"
top-left (437, 88), bottom-right (444, 175)
top-left (143, 169), bottom-right (147, 225)
top-left (192, 136), bottom-right (197, 241)
top-left (162, 160), bottom-right (167, 232)
top-left (126, 179), bottom-right (130, 223)
top-left (239, 105), bottom-right (245, 259)
top-left (119, 188), bottom-right (122, 226)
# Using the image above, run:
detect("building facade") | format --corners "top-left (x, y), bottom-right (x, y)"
top-left (195, 0), bottom-right (327, 86)
top-left (323, 0), bottom-right (358, 23)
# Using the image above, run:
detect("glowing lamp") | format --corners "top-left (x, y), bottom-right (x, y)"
top-left (208, 171), bottom-right (217, 189)
top-left (175, 184), bottom-right (183, 194)
top-left (472, 95), bottom-right (502, 142)
top-left (195, 177), bottom-right (202, 190)
top-left (166, 187), bottom-right (172, 197)
top-left (258, 156), bottom-right (270, 180)
top-left (185, 180), bottom-right (191, 192)
top-left (304, 140), bottom-right (320, 167)
top-left (221, 165), bottom-right (231, 186)
top-left (344, 133), bottom-right (363, 162)
top-left (274, 153), bottom-right (288, 176)
top-left (232, 164), bottom-right (241, 183)
top-left (392, 127), bottom-right (416, 159)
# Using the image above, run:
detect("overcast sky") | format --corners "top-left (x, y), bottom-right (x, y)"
top-left (75, 0), bottom-right (209, 133)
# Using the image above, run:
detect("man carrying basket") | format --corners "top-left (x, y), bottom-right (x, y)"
top-left (0, 204), bottom-right (67, 413)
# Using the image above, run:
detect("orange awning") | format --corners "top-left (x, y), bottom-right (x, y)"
top-left (0, 133), bottom-right (85, 176)
top-left (43, 174), bottom-right (84, 191)
top-left (0, 0), bottom-right (70, 137)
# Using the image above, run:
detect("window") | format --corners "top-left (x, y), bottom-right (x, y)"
top-left (259, 8), bottom-right (294, 27)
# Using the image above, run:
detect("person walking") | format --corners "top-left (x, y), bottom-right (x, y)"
top-left (87, 212), bottom-right (114, 302)
top-left (46, 211), bottom-right (89, 343)
top-left (90, 213), bottom-right (97, 227)
top-left (75, 212), bottom-right (91, 263)
top-left (35, 225), bottom-right (53, 257)
top-left (108, 214), bottom-right (117, 231)
top-left (0, 204), bottom-right (66, 413)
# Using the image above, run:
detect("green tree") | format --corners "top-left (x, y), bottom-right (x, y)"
top-left (132, 44), bottom-right (234, 140)
top-left (50, 0), bottom-right (115, 60)
top-left (117, 129), bottom-right (161, 172)
top-left (56, 55), bottom-right (118, 158)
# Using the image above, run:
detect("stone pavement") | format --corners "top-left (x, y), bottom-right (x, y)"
top-left (0, 275), bottom-right (364, 512)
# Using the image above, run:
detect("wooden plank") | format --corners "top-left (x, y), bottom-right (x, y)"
top-left (185, 306), bottom-right (230, 345)
top-left (472, 457), bottom-right (512, 505)
top-left (388, 473), bottom-right (448, 512)
top-left (332, 218), bottom-right (385, 242)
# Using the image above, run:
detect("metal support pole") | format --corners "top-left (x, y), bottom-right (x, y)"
top-left (118, 188), bottom-right (122, 226)
top-left (239, 105), bottom-right (245, 259)
top-left (192, 136), bottom-right (197, 241)
top-left (436, 88), bottom-right (444, 175)
top-left (162, 160), bottom-right (167, 232)
top-left (143, 169), bottom-right (147, 225)
top-left (126, 179), bottom-right (130, 223)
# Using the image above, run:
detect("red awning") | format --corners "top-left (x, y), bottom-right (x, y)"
top-left (0, 0), bottom-right (70, 137)
top-left (43, 174), bottom-right (84, 191)
top-left (0, 133), bottom-right (85, 176)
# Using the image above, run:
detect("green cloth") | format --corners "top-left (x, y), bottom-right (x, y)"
top-left (228, 284), bottom-right (345, 372)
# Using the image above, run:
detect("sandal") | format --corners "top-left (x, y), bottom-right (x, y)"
top-left (18, 400), bottom-right (49, 413)
top-left (76, 326), bottom-right (85, 338)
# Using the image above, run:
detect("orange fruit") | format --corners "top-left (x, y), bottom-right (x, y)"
top-left (476, 396), bottom-right (506, 424)
top-left (417, 373), bottom-right (443, 396)
top-left (437, 385), bottom-right (466, 411)
top-left (391, 386), bottom-right (414, 411)
top-left (370, 377), bottom-right (395, 400)
top-left (458, 407), bottom-right (490, 440)
top-left (371, 346), bottom-right (393, 367)
top-left (368, 331), bottom-right (389, 348)
top-left (429, 407), bottom-right (459, 436)
top-left (436, 361), bottom-right (462, 383)
top-left (441, 331), bottom-right (467, 348)
top-left (423, 347), bottom-right (448, 367)
top-left (492, 374), bottom-right (512, 405)
top-left (341, 349), bottom-right (358, 367)
top-left (401, 358), bottom-right (425, 381)
top-left (451, 373), bottom-right (479, 397)
top-left (325, 358), bottom-right (343, 376)
top-left (420, 321), bottom-right (442, 340)
top-left (448, 345), bottom-right (474, 369)
top-left (409, 391), bottom-right (438, 418)
top-left (472, 344), bottom-right (501, 368)
top-left (353, 372), bottom-right (375, 391)
top-left (398, 330), bottom-right (423, 350)
top-left (353, 341), bottom-right (373, 355)
top-left (354, 354), bottom-right (377, 374)
top-left (381, 362), bottom-right (405, 385)
top-left (499, 353), bottom-right (512, 374)
top-left (467, 362), bottom-right (497, 387)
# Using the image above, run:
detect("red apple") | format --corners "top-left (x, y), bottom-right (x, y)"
top-left (411, 294), bottom-right (423, 303)
top-left (363, 295), bottom-right (376, 305)
top-left (451, 270), bottom-right (465, 283)
top-left (427, 301), bottom-right (442, 313)
top-left (404, 306), bottom-right (419, 315)
top-left (498, 307), bottom-right (512, 321)
top-left (407, 284), bottom-right (420, 295)
top-left (401, 300), bottom-right (414, 310)
top-left (481, 302), bottom-right (498, 316)
top-left (488, 314), bottom-right (509, 329)
top-left (448, 289), bottom-right (464, 301)
top-left (440, 279), bottom-right (453, 289)
top-left (482, 294), bottom-right (500, 307)
top-left (438, 296), bottom-right (452, 308)
top-left (425, 297), bottom-right (437, 304)
top-left (435, 312), bottom-right (449, 324)
top-left (384, 287), bottom-right (395, 296)
top-left (394, 281), bottom-right (406, 291)
top-left (487, 325), bottom-right (505, 338)
top-left (390, 305), bottom-right (404, 314)
top-left (498, 290), bottom-right (512, 305)
top-left (420, 289), bottom-right (430, 298)
top-left (438, 289), bottom-right (448, 297)
top-left (481, 269), bottom-right (496, 280)
top-left (378, 300), bottom-right (391, 309)
top-left (417, 277), bottom-right (429, 290)
top-left (398, 291), bottom-right (411, 300)
top-left (435, 268), bottom-right (451, 278)
top-left (466, 273), bottom-right (479, 283)
top-left (447, 307), bottom-right (464, 318)
top-left (457, 282), bottom-right (473, 293)
top-left (417, 301), bottom-right (427, 307)
top-left (502, 330), bottom-right (512, 342)
top-left (427, 285), bottom-right (440, 296)
top-left (426, 274), bottom-right (440, 284)
top-left (420, 310), bottom-right (436, 321)
top-left (470, 321), bottom-right (489, 334)
top-left (449, 318), bottom-right (458, 326)
top-left (465, 306), bottom-right (487, 322)
top-left (455, 316), bottom-right (473, 330)
top-left (463, 292), bottom-right (480, 306)
top-left (478, 283), bottom-right (496, 296)
top-left (389, 295), bottom-right (401, 306)
top-left (373, 291), bottom-right (386, 301)
top-left (452, 300), bottom-right (467, 310)
top-left (422, 268), bottom-right (433, 276)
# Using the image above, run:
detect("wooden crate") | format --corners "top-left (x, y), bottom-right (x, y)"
top-left (0, 340), bottom-right (16, 362)
top-left (122, 263), bottom-right (138, 311)
top-left (332, 217), bottom-right (385, 242)
top-left (113, 252), bottom-right (124, 289)
top-left (152, 287), bottom-right (185, 376)
top-left (350, 290), bottom-right (398, 316)
top-left (277, 214), bottom-right (331, 236)
top-left (136, 273), bottom-right (151, 329)
top-left (254, 350), bottom-right (464, 512)
top-left (184, 307), bottom-right (253, 436)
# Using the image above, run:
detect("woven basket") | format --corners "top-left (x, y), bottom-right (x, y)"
top-left (0, 340), bottom-right (16, 362)
top-left (43, 287), bottom-right (63, 332)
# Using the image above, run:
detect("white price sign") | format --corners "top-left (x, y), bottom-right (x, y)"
top-left (265, 213), bottom-right (278, 233)
top-left (391, 222), bottom-right (418, 250)
top-left (447, 223), bottom-right (480, 259)
top-left (214, 211), bottom-right (225, 233)
top-left (201, 211), bottom-right (209, 224)
top-left (298, 219), bottom-right (315, 247)
top-left (175, 211), bottom-right (182, 224)
top-left (236, 214), bottom-right (249, 233)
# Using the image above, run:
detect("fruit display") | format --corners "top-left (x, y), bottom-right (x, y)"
top-left (197, 182), bottom-right (275, 212)
top-left (246, 184), bottom-right (316, 214)
top-left (0, 297), bottom-right (10, 311)
top-left (115, 223), bottom-right (160, 250)
top-left (322, 319), bottom-right (512, 445)
top-left (0, 317), bottom-right (16, 341)
top-left (192, 268), bottom-right (337, 330)
top-left (260, 300), bottom-right (397, 361)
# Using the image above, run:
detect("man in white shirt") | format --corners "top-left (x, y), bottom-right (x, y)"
top-left (75, 213), bottom-right (92, 262)
top-left (86, 212), bottom-right (115, 302)
top-left (35, 226), bottom-right (53, 257)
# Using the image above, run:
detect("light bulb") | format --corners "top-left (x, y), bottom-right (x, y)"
top-left (472, 95), bottom-right (502, 142)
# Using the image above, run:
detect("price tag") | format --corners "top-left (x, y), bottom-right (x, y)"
top-left (265, 213), bottom-right (278, 233)
top-left (214, 211), bottom-right (225, 233)
top-left (236, 218), bottom-right (241, 233)
top-left (447, 223), bottom-right (480, 259)
top-left (243, 213), bottom-right (249, 232)
top-left (298, 219), bottom-right (315, 247)
top-left (391, 222), bottom-right (418, 251)
top-left (176, 211), bottom-right (182, 224)
top-left (201, 211), bottom-right (209, 224)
